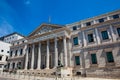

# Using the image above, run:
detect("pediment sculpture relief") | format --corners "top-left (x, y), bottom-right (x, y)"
top-left (35, 26), bottom-right (57, 35)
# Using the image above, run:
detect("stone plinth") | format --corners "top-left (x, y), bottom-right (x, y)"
top-left (56, 67), bottom-right (73, 78)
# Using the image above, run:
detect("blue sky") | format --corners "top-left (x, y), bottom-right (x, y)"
top-left (0, 0), bottom-right (120, 37)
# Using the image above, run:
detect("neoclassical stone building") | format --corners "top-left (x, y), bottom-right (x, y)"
top-left (7, 10), bottom-right (120, 78)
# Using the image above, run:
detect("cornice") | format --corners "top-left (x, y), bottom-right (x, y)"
top-left (82, 41), bottom-right (120, 51)
top-left (27, 27), bottom-right (71, 40)
top-left (79, 18), bottom-right (120, 31)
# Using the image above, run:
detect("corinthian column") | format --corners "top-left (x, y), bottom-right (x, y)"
top-left (54, 37), bottom-right (58, 68)
top-left (46, 40), bottom-right (50, 69)
top-left (63, 36), bottom-right (68, 67)
top-left (24, 45), bottom-right (28, 70)
top-left (37, 42), bottom-right (41, 69)
top-left (31, 44), bottom-right (35, 70)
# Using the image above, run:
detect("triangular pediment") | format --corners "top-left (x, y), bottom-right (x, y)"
top-left (29, 23), bottom-right (63, 37)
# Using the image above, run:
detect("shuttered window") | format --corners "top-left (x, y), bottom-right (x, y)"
top-left (75, 56), bottom-right (80, 65)
top-left (106, 52), bottom-right (114, 63)
top-left (91, 54), bottom-right (97, 64)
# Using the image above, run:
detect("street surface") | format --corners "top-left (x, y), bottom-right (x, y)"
top-left (0, 77), bottom-right (17, 80)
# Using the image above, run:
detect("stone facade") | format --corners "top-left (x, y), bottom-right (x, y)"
top-left (7, 10), bottom-right (120, 78)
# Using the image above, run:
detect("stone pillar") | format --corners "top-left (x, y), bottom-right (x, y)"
top-left (84, 52), bottom-right (91, 68)
top-left (107, 28), bottom-right (112, 40)
top-left (31, 44), bottom-right (35, 70)
top-left (107, 16), bottom-right (110, 20)
top-left (82, 31), bottom-right (87, 47)
top-left (110, 25), bottom-right (117, 42)
top-left (10, 62), bottom-right (12, 70)
top-left (78, 32), bottom-right (83, 47)
top-left (95, 28), bottom-right (101, 44)
top-left (63, 36), bottom-right (68, 67)
top-left (46, 40), bottom-right (50, 69)
top-left (37, 42), bottom-right (41, 69)
top-left (112, 47), bottom-right (120, 67)
top-left (96, 49), bottom-right (106, 67)
top-left (93, 20), bottom-right (97, 24)
top-left (25, 47), bottom-right (28, 70)
top-left (15, 62), bottom-right (18, 69)
top-left (68, 38), bottom-right (73, 67)
top-left (80, 50), bottom-right (86, 77)
top-left (54, 37), bottom-right (58, 68)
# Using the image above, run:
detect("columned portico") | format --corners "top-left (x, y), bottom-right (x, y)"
top-left (25, 36), bottom-right (69, 70)
top-left (24, 24), bottom-right (70, 71)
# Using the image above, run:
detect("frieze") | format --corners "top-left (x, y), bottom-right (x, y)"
top-left (28, 31), bottom-right (66, 43)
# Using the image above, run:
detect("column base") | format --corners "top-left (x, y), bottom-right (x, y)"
top-left (36, 68), bottom-right (41, 70)
top-left (57, 67), bottom-right (73, 78)
top-left (45, 67), bottom-right (49, 69)
top-left (53, 67), bottom-right (57, 69)
top-left (24, 69), bottom-right (28, 70)
top-left (30, 68), bottom-right (34, 70)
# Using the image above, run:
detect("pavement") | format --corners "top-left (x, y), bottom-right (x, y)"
top-left (0, 77), bottom-right (17, 80)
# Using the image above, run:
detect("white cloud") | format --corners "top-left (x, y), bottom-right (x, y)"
top-left (0, 20), bottom-right (14, 37)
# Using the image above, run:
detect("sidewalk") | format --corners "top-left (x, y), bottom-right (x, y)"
top-left (0, 72), bottom-right (120, 80)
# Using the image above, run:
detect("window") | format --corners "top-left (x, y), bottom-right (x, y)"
top-left (15, 50), bottom-right (18, 56)
top-left (17, 62), bottom-right (22, 69)
top-left (6, 56), bottom-right (8, 61)
top-left (117, 28), bottom-right (120, 37)
top-left (20, 49), bottom-right (23, 55)
top-left (113, 14), bottom-right (119, 19)
top-left (75, 56), bottom-right (80, 65)
top-left (73, 37), bottom-right (79, 45)
top-left (106, 52), bottom-right (114, 63)
top-left (7, 51), bottom-right (9, 53)
top-left (0, 56), bottom-right (2, 60)
top-left (73, 26), bottom-right (77, 30)
top-left (91, 54), bottom-right (97, 64)
top-left (0, 65), bottom-right (2, 68)
top-left (98, 18), bottom-right (104, 23)
top-left (86, 22), bottom-right (91, 26)
top-left (12, 63), bottom-right (15, 69)
top-left (101, 30), bottom-right (109, 40)
top-left (88, 33), bottom-right (94, 42)
top-left (10, 51), bottom-right (12, 57)
top-left (22, 40), bottom-right (24, 43)
top-left (78, 25), bottom-right (81, 28)
top-left (17, 42), bottom-right (19, 45)
top-left (8, 63), bottom-right (10, 69)
top-left (1, 50), bottom-right (4, 52)
top-left (28, 47), bottom-right (31, 53)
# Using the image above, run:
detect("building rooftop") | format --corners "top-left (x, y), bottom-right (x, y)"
top-left (0, 32), bottom-right (25, 41)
